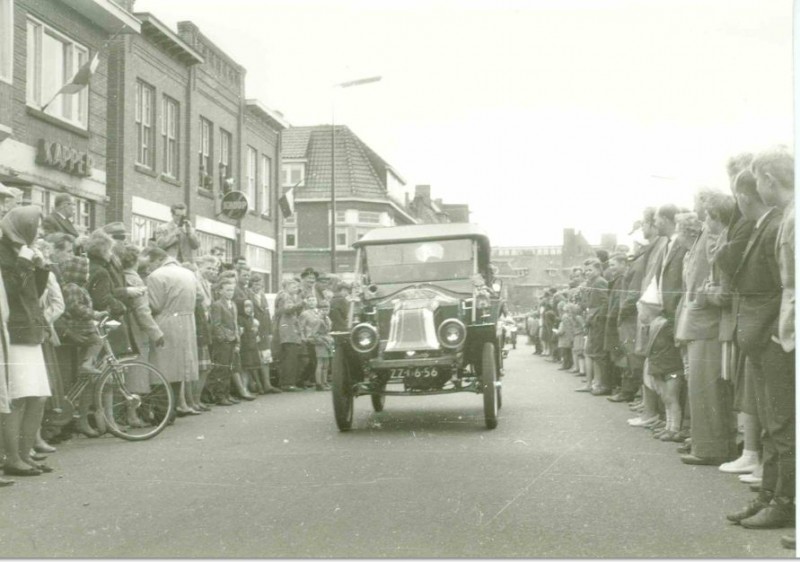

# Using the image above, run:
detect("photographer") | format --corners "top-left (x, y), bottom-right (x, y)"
top-left (155, 203), bottom-right (200, 263)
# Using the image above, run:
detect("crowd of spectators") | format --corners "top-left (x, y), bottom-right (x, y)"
top-left (523, 147), bottom-right (795, 547)
top-left (0, 195), bottom-right (344, 485)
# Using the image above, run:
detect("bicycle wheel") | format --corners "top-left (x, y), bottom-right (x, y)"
top-left (94, 360), bottom-right (175, 441)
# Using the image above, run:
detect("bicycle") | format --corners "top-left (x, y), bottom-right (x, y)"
top-left (47, 315), bottom-right (175, 441)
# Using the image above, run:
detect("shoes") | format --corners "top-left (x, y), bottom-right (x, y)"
top-left (265, 387), bottom-right (283, 394)
top-left (739, 474), bottom-right (763, 485)
top-left (676, 442), bottom-right (691, 455)
top-left (719, 455), bottom-right (759, 475)
top-left (216, 399), bottom-right (234, 406)
top-left (175, 408), bottom-right (201, 417)
top-left (727, 494), bottom-right (772, 523)
top-left (30, 452), bottom-right (48, 462)
top-left (680, 454), bottom-right (730, 466)
top-left (607, 393), bottom-right (635, 403)
top-left (659, 430), bottom-right (683, 442)
top-left (76, 426), bottom-right (100, 438)
top-left (28, 462), bottom-right (53, 473)
top-left (0, 477), bottom-right (14, 487)
top-left (781, 535), bottom-right (796, 549)
top-left (34, 444), bottom-right (56, 454)
top-left (315, 384), bottom-right (325, 391)
top-left (280, 386), bottom-right (302, 392)
top-left (628, 415), bottom-right (659, 427)
top-left (196, 404), bottom-right (212, 412)
top-left (240, 394), bottom-right (256, 401)
top-left (591, 386), bottom-right (611, 396)
top-left (3, 465), bottom-right (42, 477)
top-left (741, 500), bottom-right (795, 529)
top-left (323, 384), bottom-right (332, 391)
top-left (228, 397), bottom-right (241, 404)
top-left (574, 386), bottom-right (592, 393)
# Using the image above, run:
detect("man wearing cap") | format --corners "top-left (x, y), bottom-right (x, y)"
top-left (155, 203), bottom-right (200, 263)
top-left (103, 222), bottom-right (128, 242)
top-left (42, 194), bottom-right (79, 237)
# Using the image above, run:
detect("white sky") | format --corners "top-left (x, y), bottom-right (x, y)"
top-left (136, 0), bottom-right (794, 247)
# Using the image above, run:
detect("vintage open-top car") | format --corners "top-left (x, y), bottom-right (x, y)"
top-left (331, 223), bottom-right (505, 431)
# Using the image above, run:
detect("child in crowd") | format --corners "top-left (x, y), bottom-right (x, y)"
top-left (208, 279), bottom-right (240, 406)
top-left (555, 301), bottom-right (575, 371)
top-left (239, 299), bottom-right (264, 395)
top-left (58, 255), bottom-right (106, 436)
top-left (571, 304), bottom-right (586, 376)
top-left (313, 300), bottom-right (333, 390)
top-left (297, 294), bottom-right (325, 390)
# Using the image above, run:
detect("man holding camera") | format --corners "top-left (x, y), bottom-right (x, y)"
top-left (155, 203), bottom-right (201, 263)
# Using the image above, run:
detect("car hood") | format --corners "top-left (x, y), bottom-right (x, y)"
top-left (374, 287), bottom-right (460, 352)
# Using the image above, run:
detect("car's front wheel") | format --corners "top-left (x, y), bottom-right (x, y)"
top-left (482, 342), bottom-right (499, 429)
top-left (331, 346), bottom-right (354, 431)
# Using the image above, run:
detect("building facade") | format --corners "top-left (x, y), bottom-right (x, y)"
top-left (280, 125), bottom-right (417, 280)
top-left (106, 10), bottom-right (286, 290)
top-left (0, 0), bottom-right (139, 229)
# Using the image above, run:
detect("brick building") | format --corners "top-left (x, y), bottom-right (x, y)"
top-left (0, 0), bottom-right (139, 229)
top-left (280, 124), bottom-right (416, 280)
top-left (106, 10), bottom-right (287, 289)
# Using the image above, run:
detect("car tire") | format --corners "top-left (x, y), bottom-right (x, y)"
top-left (482, 341), bottom-right (499, 429)
top-left (331, 346), bottom-right (354, 431)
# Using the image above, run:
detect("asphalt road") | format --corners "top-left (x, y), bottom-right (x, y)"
top-left (3, 339), bottom-right (794, 558)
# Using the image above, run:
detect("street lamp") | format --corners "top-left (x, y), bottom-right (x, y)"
top-left (330, 75), bottom-right (382, 274)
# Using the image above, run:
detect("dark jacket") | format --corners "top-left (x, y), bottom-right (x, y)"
top-left (87, 255), bottom-right (137, 356)
top-left (731, 208), bottom-right (782, 354)
top-left (329, 295), bottom-right (349, 332)
top-left (41, 212), bottom-right (79, 237)
top-left (652, 238), bottom-right (688, 322)
top-left (0, 238), bottom-right (49, 345)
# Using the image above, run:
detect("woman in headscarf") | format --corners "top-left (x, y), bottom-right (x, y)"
top-left (0, 206), bottom-right (54, 476)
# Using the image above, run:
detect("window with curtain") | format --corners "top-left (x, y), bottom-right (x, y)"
top-left (26, 16), bottom-right (89, 128)
top-left (135, 80), bottom-right (155, 168)
top-left (260, 154), bottom-right (271, 216)
top-left (162, 95), bottom-right (179, 178)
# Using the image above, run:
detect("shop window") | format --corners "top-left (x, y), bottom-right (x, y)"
top-left (196, 231), bottom-right (233, 263)
top-left (0, 0), bottom-right (12, 84)
top-left (162, 95), bottom-right (179, 179)
top-left (135, 80), bottom-right (155, 168)
top-left (246, 243), bottom-right (273, 289)
top-left (132, 214), bottom-right (166, 248)
top-left (26, 16), bottom-right (89, 128)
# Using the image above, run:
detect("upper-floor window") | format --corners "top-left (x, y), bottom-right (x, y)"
top-left (246, 146), bottom-right (257, 208)
top-left (0, 0), bottom-right (12, 84)
top-left (134, 80), bottom-right (155, 168)
top-left (162, 95), bottom-right (179, 179)
top-left (260, 154), bottom-right (271, 216)
top-left (26, 17), bottom-right (89, 128)
top-left (200, 117), bottom-right (213, 189)
top-left (220, 128), bottom-right (232, 182)
top-left (281, 163), bottom-right (305, 187)
top-left (359, 211), bottom-right (381, 224)
top-left (284, 227), bottom-right (297, 248)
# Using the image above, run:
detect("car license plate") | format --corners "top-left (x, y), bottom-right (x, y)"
top-left (389, 367), bottom-right (440, 380)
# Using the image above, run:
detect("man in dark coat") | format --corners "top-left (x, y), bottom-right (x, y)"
top-left (41, 194), bottom-right (79, 237)
top-left (725, 164), bottom-right (794, 530)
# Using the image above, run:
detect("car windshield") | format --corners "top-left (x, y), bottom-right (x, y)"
top-left (364, 239), bottom-right (474, 284)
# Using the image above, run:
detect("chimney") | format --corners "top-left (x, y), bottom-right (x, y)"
top-left (415, 185), bottom-right (431, 200)
top-left (114, 0), bottom-right (136, 11)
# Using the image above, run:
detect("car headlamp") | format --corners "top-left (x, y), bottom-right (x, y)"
top-left (438, 318), bottom-right (466, 349)
top-left (350, 323), bottom-right (379, 353)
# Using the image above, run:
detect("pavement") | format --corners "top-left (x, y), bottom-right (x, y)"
top-left (2, 338), bottom-right (794, 557)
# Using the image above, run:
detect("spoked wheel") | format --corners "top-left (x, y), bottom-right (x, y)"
top-left (94, 360), bottom-right (175, 441)
top-left (331, 347), bottom-right (354, 431)
top-left (482, 342), bottom-right (499, 429)
top-left (371, 391), bottom-right (385, 412)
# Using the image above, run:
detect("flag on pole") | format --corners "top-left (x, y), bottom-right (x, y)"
top-left (41, 52), bottom-right (100, 112)
top-left (279, 186), bottom-right (295, 219)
